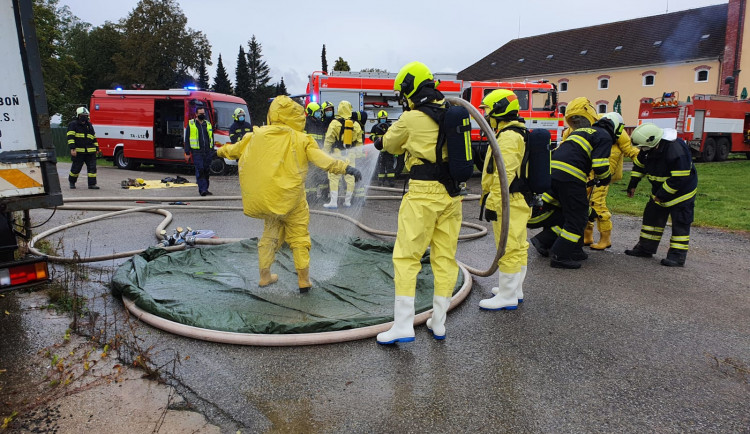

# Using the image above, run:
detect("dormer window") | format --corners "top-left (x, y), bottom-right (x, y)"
top-left (580, 50), bottom-right (588, 55)
top-left (701, 34), bottom-right (710, 40)
top-left (518, 58), bottom-right (525, 62)
top-left (546, 54), bottom-right (554, 60)
top-left (653, 41), bottom-right (662, 46)
top-left (615, 45), bottom-right (623, 51)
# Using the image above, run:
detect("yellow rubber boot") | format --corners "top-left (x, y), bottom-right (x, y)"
top-left (583, 222), bottom-right (594, 246)
top-left (590, 230), bottom-right (612, 250)
top-left (259, 268), bottom-right (278, 286)
top-left (297, 268), bottom-right (312, 293)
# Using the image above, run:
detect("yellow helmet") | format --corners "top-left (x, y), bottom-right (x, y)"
top-left (631, 123), bottom-right (663, 149)
top-left (305, 102), bottom-right (321, 117)
top-left (394, 61), bottom-right (434, 99)
top-left (480, 89), bottom-right (520, 119)
top-left (233, 107), bottom-right (246, 121)
top-left (321, 101), bottom-right (334, 111)
top-left (377, 110), bottom-right (388, 119)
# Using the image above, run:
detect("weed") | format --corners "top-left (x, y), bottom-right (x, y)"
top-left (706, 352), bottom-right (750, 384)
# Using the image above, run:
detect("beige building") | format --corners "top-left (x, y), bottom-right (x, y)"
top-left (458, 1), bottom-right (749, 127)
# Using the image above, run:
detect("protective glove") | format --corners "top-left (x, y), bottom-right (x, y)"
top-left (345, 166), bottom-right (362, 182)
top-left (373, 137), bottom-right (383, 151)
top-left (484, 209), bottom-right (498, 222)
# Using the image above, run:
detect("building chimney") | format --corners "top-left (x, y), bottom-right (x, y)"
top-left (720, 0), bottom-right (746, 95)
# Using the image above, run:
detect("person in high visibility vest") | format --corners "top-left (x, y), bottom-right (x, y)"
top-left (67, 107), bottom-right (100, 189)
top-left (183, 106), bottom-right (215, 196)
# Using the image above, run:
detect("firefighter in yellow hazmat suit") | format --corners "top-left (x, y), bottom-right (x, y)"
top-left (561, 97), bottom-right (640, 249)
top-left (323, 101), bottom-right (363, 208)
top-left (478, 89), bottom-right (531, 310)
top-left (217, 96), bottom-right (362, 293)
top-left (374, 61), bottom-right (463, 344)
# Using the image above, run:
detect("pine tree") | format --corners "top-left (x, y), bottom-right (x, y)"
top-left (247, 35), bottom-right (273, 126)
top-left (333, 57), bottom-right (350, 72)
top-left (197, 56), bottom-right (209, 89)
top-left (321, 44), bottom-right (328, 74)
top-left (212, 54), bottom-right (233, 94)
top-left (234, 45), bottom-right (251, 105)
top-left (276, 77), bottom-right (288, 96)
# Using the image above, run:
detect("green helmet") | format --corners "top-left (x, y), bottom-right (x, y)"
top-left (394, 61), bottom-right (434, 100)
top-left (480, 89), bottom-right (520, 119)
top-left (631, 123), bottom-right (663, 149)
top-left (76, 107), bottom-right (90, 116)
top-left (601, 112), bottom-right (625, 139)
top-left (233, 107), bottom-right (246, 121)
top-left (377, 110), bottom-right (388, 119)
top-left (306, 102), bottom-right (321, 117)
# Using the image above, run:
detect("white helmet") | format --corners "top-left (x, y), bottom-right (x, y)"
top-left (601, 112), bottom-right (624, 139)
top-left (631, 123), bottom-right (663, 149)
top-left (76, 107), bottom-right (90, 116)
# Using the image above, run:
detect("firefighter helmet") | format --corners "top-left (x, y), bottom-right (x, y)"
top-left (377, 110), bottom-right (388, 119)
top-left (321, 101), bottom-right (334, 112)
top-left (305, 102), bottom-right (321, 117)
top-left (394, 61), bottom-right (434, 100)
top-left (631, 123), bottom-right (663, 149)
top-left (601, 112), bottom-right (625, 139)
top-left (233, 107), bottom-right (246, 121)
top-left (480, 89), bottom-right (520, 119)
top-left (76, 107), bottom-right (90, 117)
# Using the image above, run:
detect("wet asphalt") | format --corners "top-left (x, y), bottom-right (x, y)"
top-left (2, 161), bottom-right (749, 433)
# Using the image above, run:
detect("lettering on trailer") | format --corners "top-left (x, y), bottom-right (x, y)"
top-left (94, 125), bottom-right (155, 141)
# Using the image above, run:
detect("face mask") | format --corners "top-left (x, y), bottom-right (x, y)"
top-left (313, 111), bottom-right (322, 119)
top-left (325, 111), bottom-right (333, 118)
top-left (78, 116), bottom-right (88, 123)
top-left (238, 116), bottom-right (245, 122)
top-left (379, 118), bottom-right (386, 124)
top-left (197, 113), bottom-right (206, 121)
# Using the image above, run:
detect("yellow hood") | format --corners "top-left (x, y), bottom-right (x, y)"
top-left (565, 97), bottom-right (599, 125)
top-left (337, 101), bottom-right (353, 119)
top-left (266, 95), bottom-right (306, 132)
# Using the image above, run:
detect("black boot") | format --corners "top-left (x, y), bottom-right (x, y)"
top-left (550, 255), bottom-right (581, 269)
top-left (69, 183), bottom-right (76, 189)
top-left (530, 237), bottom-right (550, 257)
top-left (571, 248), bottom-right (589, 261)
top-left (625, 245), bottom-right (653, 258)
top-left (661, 250), bottom-right (686, 267)
top-left (660, 258), bottom-right (684, 267)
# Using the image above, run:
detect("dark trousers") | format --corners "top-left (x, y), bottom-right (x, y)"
top-left (377, 152), bottom-right (396, 185)
top-left (533, 179), bottom-right (588, 259)
top-left (69, 153), bottom-right (97, 186)
top-left (192, 152), bottom-right (212, 194)
top-left (637, 198), bottom-right (694, 262)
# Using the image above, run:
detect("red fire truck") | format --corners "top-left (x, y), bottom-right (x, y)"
top-left (90, 89), bottom-right (249, 174)
top-left (637, 92), bottom-right (750, 161)
top-left (305, 71), bottom-right (562, 169)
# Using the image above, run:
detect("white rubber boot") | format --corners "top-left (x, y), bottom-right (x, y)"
top-left (343, 191), bottom-right (353, 207)
top-left (425, 295), bottom-right (451, 340)
top-left (376, 296), bottom-right (415, 344)
top-left (491, 265), bottom-right (527, 303)
top-left (323, 191), bottom-right (338, 209)
top-left (480, 271), bottom-right (521, 311)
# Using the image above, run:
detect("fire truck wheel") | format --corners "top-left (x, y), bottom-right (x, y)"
top-left (114, 148), bottom-right (141, 170)
top-left (715, 138), bottom-right (730, 162)
top-left (700, 138), bottom-right (716, 162)
top-left (209, 157), bottom-right (227, 176)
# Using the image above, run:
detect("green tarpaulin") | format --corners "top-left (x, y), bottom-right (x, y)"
top-left (112, 237), bottom-right (464, 334)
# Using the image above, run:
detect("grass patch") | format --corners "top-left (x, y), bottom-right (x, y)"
top-left (56, 155), bottom-right (113, 166)
top-left (607, 159), bottom-right (750, 232)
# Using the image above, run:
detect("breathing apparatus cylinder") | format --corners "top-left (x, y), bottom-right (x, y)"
top-left (342, 119), bottom-right (354, 147)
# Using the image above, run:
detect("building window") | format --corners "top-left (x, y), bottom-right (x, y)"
top-left (598, 78), bottom-right (609, 89)
top-left (560, 82), bottom-right (568, 92)
top-left (696, 69), bottom-right (709, 82)
top-left (597, 104), bottom-right (607, 113)
top-left (643, 74), bottom-right (655, 86)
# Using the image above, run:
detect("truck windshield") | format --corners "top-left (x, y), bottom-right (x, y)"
top-left (531, 89), bottom-right (555, 111)
top-left (482, 88), bottom-right (530, 110)
top-left (213, 101), bottom-right (250, 131)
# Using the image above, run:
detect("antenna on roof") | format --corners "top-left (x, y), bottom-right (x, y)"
top-left (666, 0), bottom-right (669, 13)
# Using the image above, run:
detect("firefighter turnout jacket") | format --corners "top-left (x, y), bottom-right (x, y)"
top-left (305, 116), bottom-right (326, 146)
top-left (229, 120), bottom-right (253, 144)
top-left (629, 138), bottom-right (698, 207)
top-left (551, 126), bottom-right (613, 183)
top-left (67, 119), bottom-right (99, 154)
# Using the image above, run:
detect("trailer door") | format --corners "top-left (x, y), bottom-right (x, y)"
top-left (693, 110), bottom-right (705, 141)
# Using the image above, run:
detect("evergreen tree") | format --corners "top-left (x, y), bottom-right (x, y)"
top-left (212, 54), bottom-right (233, 94)
top-left (247, 35), bottom-right (273, 126)
top-left (333, 57), bottom-right (350, 72)
top-left (234, 45), bottom-right (251, 105)
top-left (197, 56), bottom-right (209, 89)
top-left (276, 77), bottom-right (288, 96)
top-left (321, 44), bottom-right (328, 74)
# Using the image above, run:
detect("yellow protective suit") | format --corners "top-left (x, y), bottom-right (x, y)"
top-left (217, 95), bottom-right (350, 271)
top-left (323, 101), bottom-right (363, 194)
top-left (382, 101), bottom-right (463, 299)
top-left (481, 119), bottom-right (531, 274)
top-left (562, 98), bottom-right (640, 232)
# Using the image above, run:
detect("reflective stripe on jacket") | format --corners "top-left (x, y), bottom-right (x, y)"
top-left (66, 120), bottom-right (98, 153)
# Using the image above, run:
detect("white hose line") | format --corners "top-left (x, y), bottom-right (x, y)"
top-left (121, 261), bottom-right (472, 346)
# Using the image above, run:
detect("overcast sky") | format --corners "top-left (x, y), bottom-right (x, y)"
top-left (59, 0), bottom-right (727, 94)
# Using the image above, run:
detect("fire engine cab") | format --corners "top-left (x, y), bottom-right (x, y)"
top-left (638, 92), bottom-right (750, 161)
top-left (90, 89), bottom-right (249, 174)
